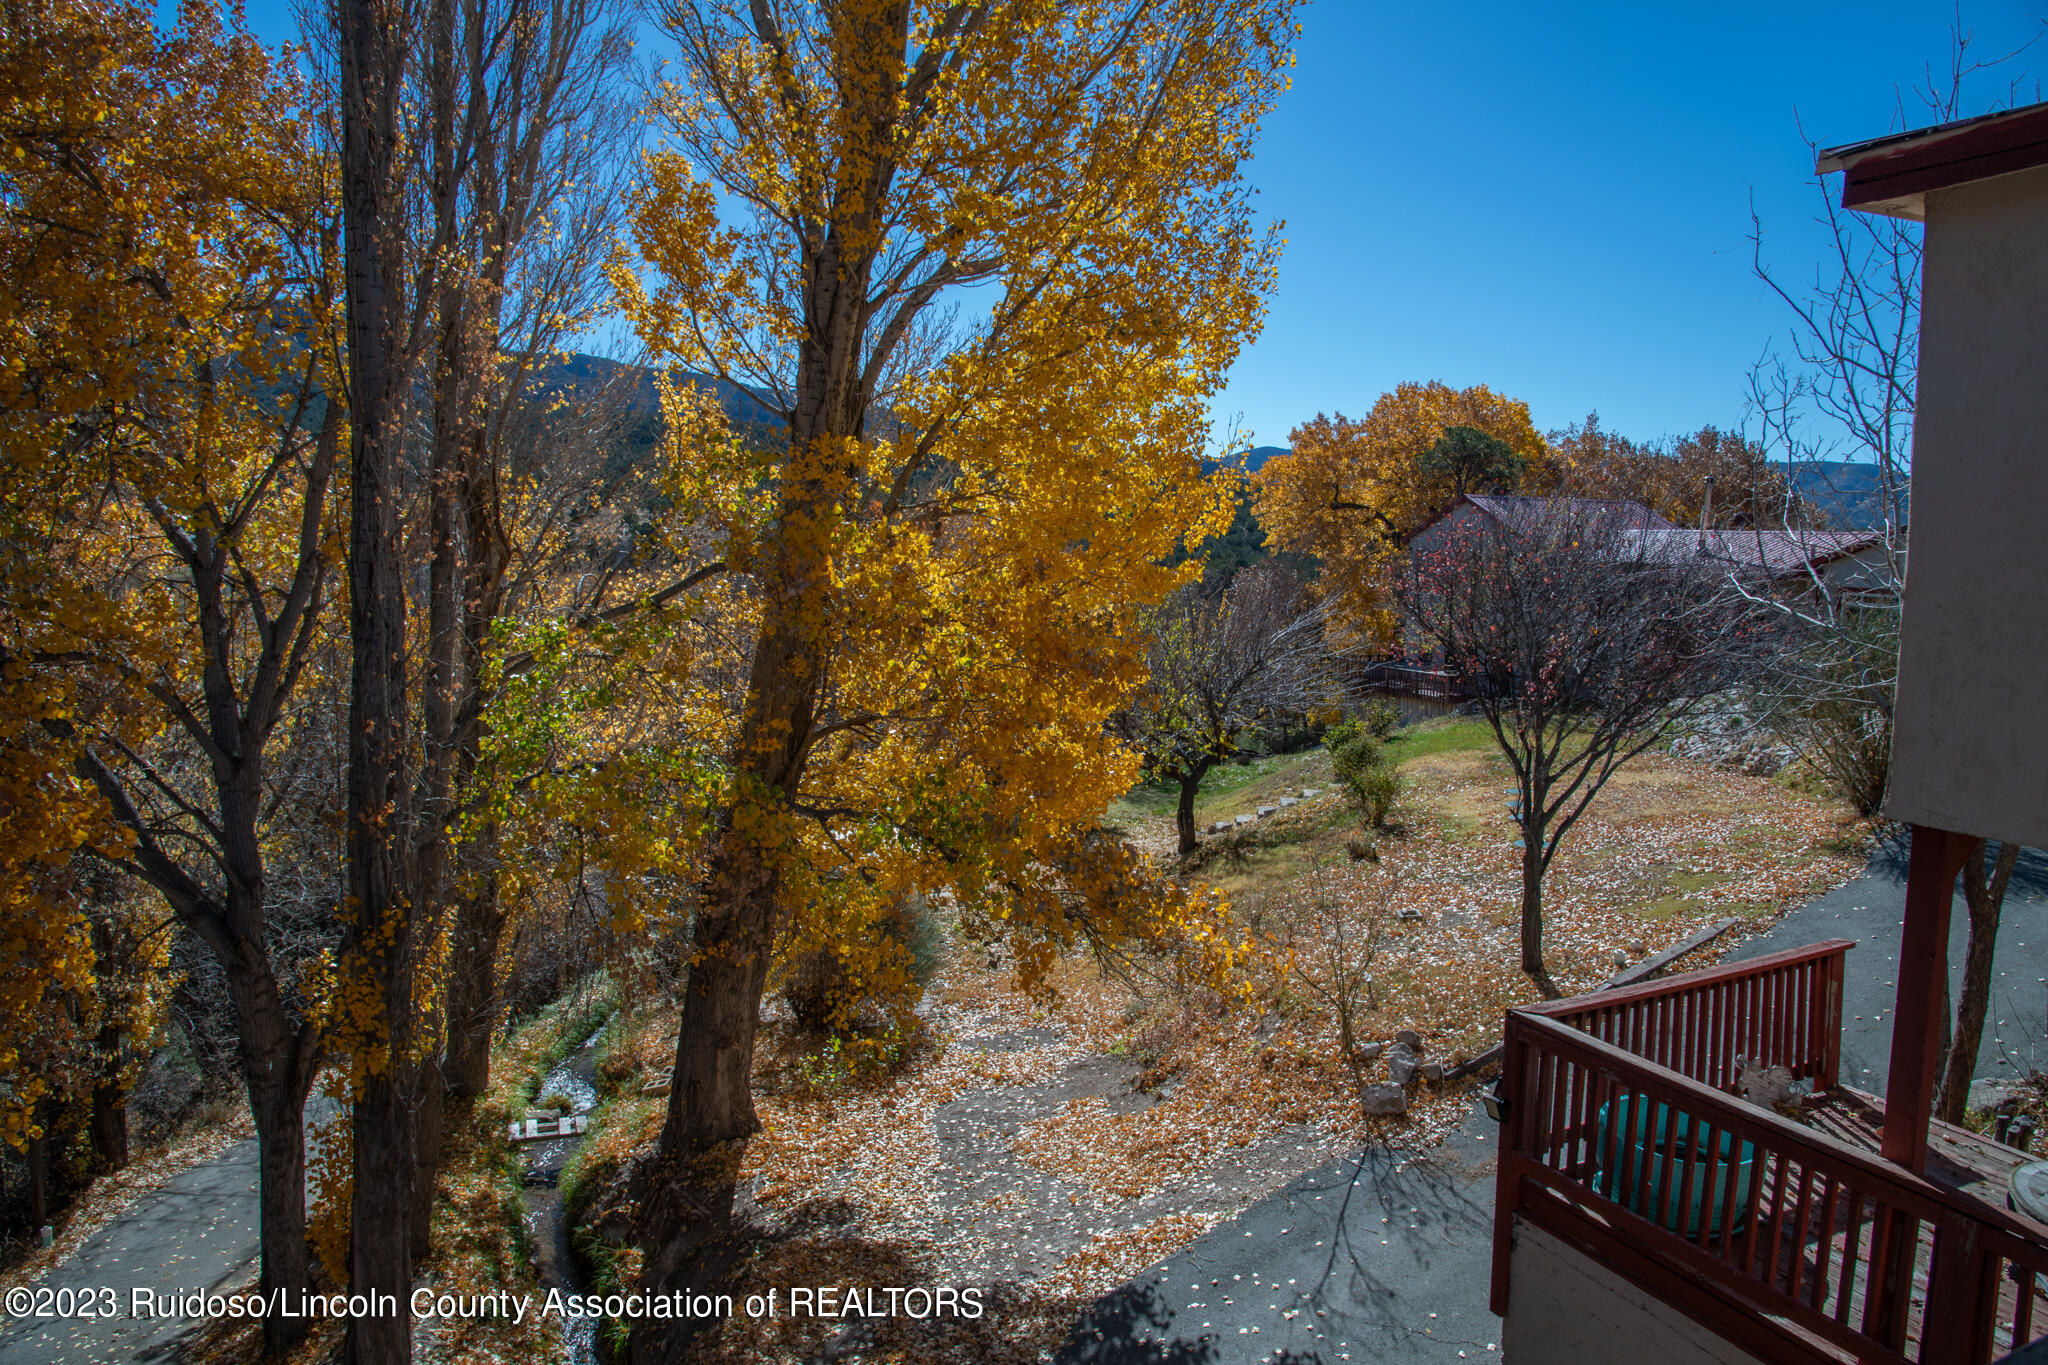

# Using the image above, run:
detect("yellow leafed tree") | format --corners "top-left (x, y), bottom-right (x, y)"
top-left (1, 1), bottom-right (338, 1352)
top-left (1256, 380), bottom-right (1550, 645)
top-left (496, 4), bottom-right (1304, 1352)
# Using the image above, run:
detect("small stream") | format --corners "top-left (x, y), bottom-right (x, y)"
top-left (522, 1027), bottom-right (604, 1365)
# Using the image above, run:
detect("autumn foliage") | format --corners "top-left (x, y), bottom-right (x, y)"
top-left (1255, 381), bottom-right (1550, 644)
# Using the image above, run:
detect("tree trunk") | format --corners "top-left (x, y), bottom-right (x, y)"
top-left (89, 1077), bottom-right (128, 1173)
top-left (26, 1103), bottom-right (50, 1230)
top-left (249, 1076), bottom-right (313, 1355)
top-left (631, 832), bottom-right (780, 1365)
top-left (442, 858), bottom-right (504, 1099)
top-left (1519, 822), bottom-right (1557, 998)
top-left (408, 1066), bottom-right (443, 1262)
top-left (89, 989), bottom-right (129, 1173)
top-left (1939, 840), bottom-right (2020, 1123)
top-left (1174, 758), bottom-right (1213, 857)
top-left (339, 0), bottom-right (417, 1338)
top-left (349, 1070), bottom-right (415, 1364)
top-left (634, 430), bottom-right (839, 1364)
top-left (218, 909), bottom-right (321, 1357)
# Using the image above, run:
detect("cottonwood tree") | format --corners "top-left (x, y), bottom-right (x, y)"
top-left (400, 0), bottom-right (640, 1263)
top-left (0, 2), bottom-right (342, 1351)
top-left (593, 3), bottom-right (1297, 1356)
top-left (1255, 382), bottom-right (1549, 647)
top-left (424, 0), bottom-right (639, 1112)
top-left (334, 0), bottom-right (423, 1352)
top-left (1549, 414), bottom-right (1795, 530)
top-left (323, 0), bottom-right (642, 1337)
top-left (1397, 503), bottom-right (1774, 996)
top-left (1116, 562), bottom-right (1330, 856)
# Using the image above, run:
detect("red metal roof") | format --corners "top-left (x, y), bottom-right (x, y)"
top-left (1817, 98), bottom-right (2048, 220)
top-left (1614, 527), bottom-right (1884, 578)
top-left (1460, 494), bottom-right (1677, 530)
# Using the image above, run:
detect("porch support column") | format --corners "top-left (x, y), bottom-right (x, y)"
top-left (1882, 824), bottom-right (1977, 1171)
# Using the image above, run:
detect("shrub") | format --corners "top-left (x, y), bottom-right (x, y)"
top-left (782, 894), bottom-right (946, 1032)
top-left (1780, 611), bottom-right (1896, 817)
top-left (1325, 719), bottom-right (1380, 789)
top-left (1344, 834), bottom-right (1378, 862)
top-left (1326, 718), bottom-right (1403, 828)
top-left (1361, 697), bottom-right (1401, 738)
top-left (1357, 764), bottom-right (1403, 828)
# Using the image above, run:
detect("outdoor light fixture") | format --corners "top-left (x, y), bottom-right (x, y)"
top-left (1483, 1075), bottom-right (1510, 1123)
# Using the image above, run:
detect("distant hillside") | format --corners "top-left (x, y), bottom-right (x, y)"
top-left (1790, 460), bottom-right (1901, 530)
top-left (538, 352), bottom-right (785, 429)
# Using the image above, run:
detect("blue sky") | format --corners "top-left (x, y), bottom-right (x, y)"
top-left (1215, 2), bottom-right (2044, 450)
top-left (226, 1), bottom-right (2042, 450)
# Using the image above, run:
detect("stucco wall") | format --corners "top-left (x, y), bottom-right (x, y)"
top-left (1885, 162), bottom-right (2048, 847)
top-left (1501, 1218), bottom-right (1766, 1365)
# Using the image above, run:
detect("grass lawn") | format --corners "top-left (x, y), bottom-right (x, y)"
top-left (1381, 715), bottom-right (1497, 764)
top-left (1108, 716), bottom-right (1501, 829)
top-left (1107, 747), bottom-right (1333, 826)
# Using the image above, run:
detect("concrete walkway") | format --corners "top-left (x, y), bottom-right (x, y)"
top-left (0, 1090), bottom-right (339, 1365)
top-left (0, 1142), bottom-right (261, 1365)
top-left (1057, 1112), bottom-right (1500, 1365)
top-left (1724, 835), bottom-right (2048, 1098)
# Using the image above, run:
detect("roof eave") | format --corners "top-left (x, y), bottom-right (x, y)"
top-left (1817, 100), bottom-right (2048, 221)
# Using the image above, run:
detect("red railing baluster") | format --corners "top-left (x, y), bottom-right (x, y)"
top-left (1810, 1171), bottom-right (1839, 1313)
top-left (1719, 977), bottom-right (1736, 1090)
top-left (1837, 1186), bottom-right (1866, 1328)
top-left (2015, 1264), bottom-right (2038, 1353)
top-left (1787, 1160), bottom-right (1817, 1301)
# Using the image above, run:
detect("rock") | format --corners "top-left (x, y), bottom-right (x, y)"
top-left (1394, 1028), bottom-right (1424, 1051)
top-left (1300, 788), bottom-right (1319, 799)
top-left (1352, 1041), bottom-right (1387, 1064)
top-left (1395, 906), bottom-right (1423, 922)
top-left (1388, 1052), bottom-right (1417, 1085)
top-left (1235, 814), bottom-right (1255, 826)
top-left (1664, 689), bottom-right (1796, 776)
top-left (1277, 796), bottom-right (1297, 808)
top-left (1628, 939), bottom-right (1649, 958)
top-left (1360, 1083), bottom-right (1408, 1116)
top-left (1611, 948), bottom-right (1630, 969)
top-left (1418, 1060), bottom-right (1445, 1083)
top-left (1256, 805), bottom-right (1277, 817)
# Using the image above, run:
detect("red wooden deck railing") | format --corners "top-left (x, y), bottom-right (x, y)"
top-left (1531, 937), bottom-right (1850, 1093)
top-left (1492, 940), bottom-right (2048, 1365)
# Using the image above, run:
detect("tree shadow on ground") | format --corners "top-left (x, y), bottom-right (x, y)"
top-left (1053, 1279), bottom-right (1219, 1363)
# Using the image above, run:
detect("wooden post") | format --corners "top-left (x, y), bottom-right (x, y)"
top-left (1882, 825), bottom-right (1975, 1170)
top-left (1490, 1020), bottom-right (1525, 1316)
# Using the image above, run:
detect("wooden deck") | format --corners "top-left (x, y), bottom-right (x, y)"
top-left (1496, 940), bottom-right (2048, 1365)
top-left (1805, 1088), bottom-right (2034, 1208)
top-left (1770, 1090), bottom-right (2047, 1360)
